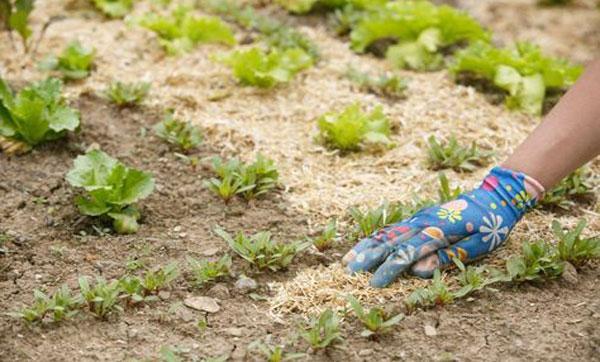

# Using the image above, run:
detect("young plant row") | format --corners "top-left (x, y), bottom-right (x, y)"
top-left (11, 223), bottom-right (316, 325)
top-left (276, 0), bottom-right (583, 115)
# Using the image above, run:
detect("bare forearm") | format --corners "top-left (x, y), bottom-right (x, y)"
top-left (502, 60), bottom-right (600, 189)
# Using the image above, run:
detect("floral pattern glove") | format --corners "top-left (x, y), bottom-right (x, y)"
top-left (342, 166), bottom-right (545, 288)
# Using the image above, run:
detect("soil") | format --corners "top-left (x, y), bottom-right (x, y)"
top-left (1, 1), bottom-right (599, 361)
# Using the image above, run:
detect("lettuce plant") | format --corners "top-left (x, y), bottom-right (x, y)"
top-left (187, 254), bottom-right (231, 286)
top-left (220, 47), bottom-right (313, 88)
top-left (349, 1), bottom-right (489, 70)
top-left (0, 77), bottom-right (80, 150)
top-left (137, 6), bottom-right (236, 55)
top-left (317, 103), bottom-right (393, 152)
top-left (451, 41), bottom-right (582, 114)
top-left (79, 277), bottom-right (123, 319)
top-left (39, 41), bottom-right (96, 80)
top-left (0, 0), bottom-right (34, 51)
top-left (65, 150), bottom-right (155, 234)
top-left (92, 0), bottom-right (133, 18)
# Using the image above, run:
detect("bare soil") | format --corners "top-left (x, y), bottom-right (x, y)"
top-left (1, 1), bottom-right (599, 361)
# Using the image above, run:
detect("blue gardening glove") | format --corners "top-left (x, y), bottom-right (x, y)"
top-left (342, 166), bottom-right (545, 288)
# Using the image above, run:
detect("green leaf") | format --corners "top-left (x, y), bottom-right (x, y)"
top-left (108, 207), bottom-right (141, 234)
top-left (9, 0), bottom-right (34, 49)
top-left (92, 0), bottom-right (133, 18)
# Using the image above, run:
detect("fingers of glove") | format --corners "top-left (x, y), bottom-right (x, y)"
top-left (344, 240), bottom-right (392, 274)
top-left (370, 227), bottom-right (449, 288)
top-left (410, 230), bottom-right (505, 278)
top-left (342, 221), bottom-right (415, 268)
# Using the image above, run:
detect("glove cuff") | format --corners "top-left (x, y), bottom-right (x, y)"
top-left (481, 166), bottom-right (545, 214)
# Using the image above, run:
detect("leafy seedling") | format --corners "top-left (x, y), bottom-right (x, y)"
top-left (118, 275), bottom-right (159, 305)
top-left (346, 67), bottom-right (408, 99)
top-left (451, 258), bottom-right (503, 298)
top-left (187, 254), bottom-right (231, 286)
top-left (92, 0), bottom-right (133, 18)
top-left (219, 46), bottom-right (313, 88)
top-left (0, 0), bottom-right (35, 51)
top-left (136, 6), bottom-right (236, 55)
top-left (140, 262), bottom-right (180, 294)
top-left (426, 135), bottom-right (491, 172)
top-left (317, 103), bottom-right (393, 152)
top-left (405, 269), bottom-right (453, 311)
top-left (505, 240), bottom-right (564, 282)
top-left (437, 172), bottom-right (462, 203)
top-left (205, 155), bottom-right (279, 202)
top-left (349, 200), bottom-right (409, 239)
top-left (11, 285), bottom-right (79, 324)
top-left (299, 308), bottom-right (343, 350)
top-left (540, 168), bottom-right (593, 209)
top-left (249, 341), bottom-right (305, 362)
top-left (104, 81), bottom-right (150, 107)
top-left (311, 219), bottom-right (337, 252)
top-left (39, 41), bottom-right (95, 80)
top-left (203, 0), bottom-right (320, 60)
top-left (216, 228), bottom-right (309, 271)
top-left (79, 276), bottom-right (123, 319)
top-left (553, 219), bottom-right (600, 267)
top-left (0, 77), bottom-right (80, 152)
top-left (346, 295), bottom-right (403, 338)
top-left (153, 111), bottom-right (203, 151)
top-left (65, 150), bottom-right (155, 234)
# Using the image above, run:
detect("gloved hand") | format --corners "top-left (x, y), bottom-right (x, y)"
top-left (342, 166), bottom-right (545, 288)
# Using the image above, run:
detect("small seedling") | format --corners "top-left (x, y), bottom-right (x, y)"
top-left (249, 341), bottom-right (305, 362)
top-left (299, 308), bottom-right (343, 350)
top-left (349, 200), bottom-right (409, 239)
top-left (452, 258), bottom-right (503, 298)
top-left (104, 81), bottom-right (150, 107)
top-left (437, 172), bottom-right (463, 203)
top-left (66, 150), bottom-right (155, 234)
top-left (11, 285), bottom-right (79, 324)
top-left (0, 77), bottom-right (80, 151)
top-left (346, 295), bottom-right (403, 338)
top-left (553, 219), bottom-right (600, 267)
top-left (92, 0), bottom-right (133, 18)
top-left (39, 41), bottom-right (96, 80)
top-left (205, 155), bottom-right (279, 202)
top-left (140, 262), bottom-right (180, 294)
top-left (317, 103), bottom-right (393, 152)
top-left (541, 168), bottom-right (593, 209)
top-left (215, 228), bottom-right (309, 271)
top-left (0, 0), bottom-right (35, 51)
top-left (187, 254), bottom-right (231, 286)
top-left (346, 67), bottom-right (408, 98)
top-left (405, 269), bottom-right (453, 311)
top-left (311, 219), bottom-right (337, 252)
top-left (78, 277), bottom-right (123, 319)
top-left (426, 135), bottom-right (491, 172)
top-left (153, 112), bottom-right (203, 151)
top-left (118, 275), bottom-right (159, 305)
top-left (505, 240), bottom-right (564, 282)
